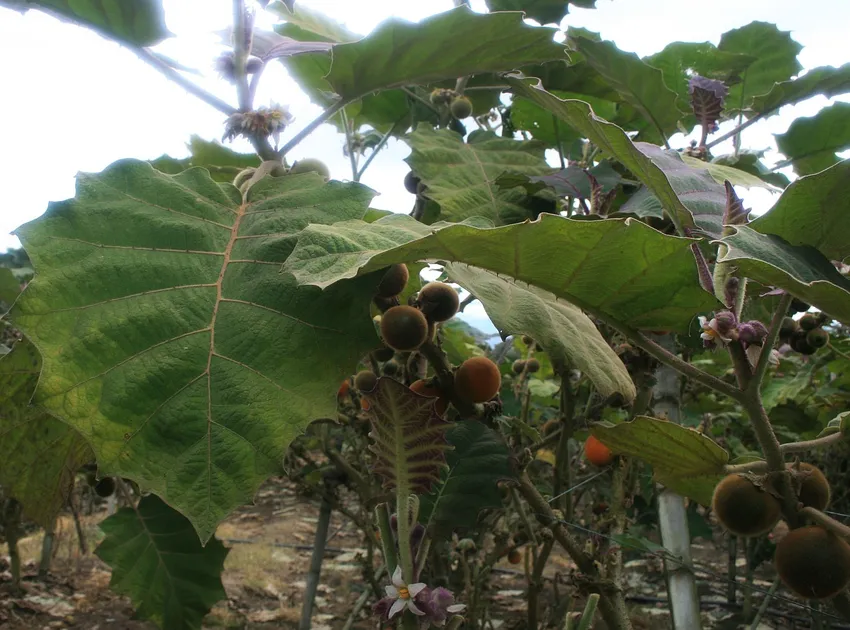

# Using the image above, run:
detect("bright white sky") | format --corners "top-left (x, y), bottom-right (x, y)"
top-left (1, 0), bottom-right (848, 333)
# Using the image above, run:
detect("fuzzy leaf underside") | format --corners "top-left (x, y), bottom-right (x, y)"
top-left (283, 212), bottom-right (720, 333)
top-left (0, 337), bottom-right (92, 527)
top-left (420, 420), bottom-right (515, 537)
top-left (96, 495), bottom-right (229, 630)
top-left (445, 264), bottom-right (636, 401)
top-left (506, 76), bottom-right (705, 235)
top-left (365, 377), bottom-right (452, 494)
top-left (12, 161), bottom-right (381, 541)
top-left (591, 416), bottom-right (728, 506)
top-left (718, 226), bottom-right (850, 325)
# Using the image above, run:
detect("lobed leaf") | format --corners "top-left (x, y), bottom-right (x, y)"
top-left (750, 63), bottom-right (850, 115)
top-left (406, 126), bottom-right (551, 224)
top-left (12, 161), bottom-right (382, 541)
top-left (284, 212), bottom-right (720, 333)
top-left (591, 416), bottom-right (728, 505)
top-left (484, 0), bottom-right (595, 25)
top-left (445, 264), bottom-right (636, 401)
top-left (96, 495), bottom-right (229, 630)
top-left (364, 377), bottom-right (452, 494)
top-left (419, 420), bottom-right (515, 537)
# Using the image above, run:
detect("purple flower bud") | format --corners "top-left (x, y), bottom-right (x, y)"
top-left (714, 311), bottom-right (737, 335)
top-left (373, 596), bottom-right (393, 621)
top-left (738, 320), bottom-right (768, 346)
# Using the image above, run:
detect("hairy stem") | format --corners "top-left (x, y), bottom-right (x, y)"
top-left (747, 293), bottom-right (792, 395)
top-left (376, 503), bottom-right (398, 575)
top-left (799, 507), bottom-right (850, 540)
top-left (279, 100), bottom-right (347, 157)
top-left (396, 491), bottom-right (414, 582)
top-left (232, 0), bottom-right (252, 111)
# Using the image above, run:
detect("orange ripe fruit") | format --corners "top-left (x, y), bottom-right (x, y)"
top-left (361, 398), bottom-right (372, 411)
top-left (337, 379), bottom-right (351, 398)
top-left (507, 548), bottom-right (522, 564)
top-left (454, 356), bottom-right (502, 403)
top-left (584, 435), bottom-right (614, 466)
top-left (410, 380), bottom-right (449, 415)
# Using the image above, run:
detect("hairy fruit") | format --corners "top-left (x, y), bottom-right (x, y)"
top-left (775, 526), bottom-right (850, 599)
top-left (778, 316), bottom-right (798, 340)
top-left (418, 282), bottom-right (459, 322)
top-left (450, 96), bottom-right (473, 120)
top-left (376, 264), bottom-right (409, 298)
top-left (525, 358), bottom-right (540, 373)
top-left (354, 370), bottom-right (378, 392)
top-left (380, 305), bottom-right (429, 351)
top-left (584, 435), bottom-right (613, 466)
top-left (337, 379), bottom-right (351, 398)
top-left (404, 171), bottom-right (420, 194)
top-left (289, 158), bottom-right (330, 179)
top-left (790, 462), bottom-right (830, 510)
top-left (507, 548), bottom-right (522, 564)
top-left (799, 313), bottom-right (819, 331)
top-left (790, 332), bottom-right (817, 355)
top-left (382, 360), bottom-right (401, 377)
top-left (455, 356), bottom-right (502, 403)
top-left (410, 379), bottom-right (449, 415)
top-left (806, 328), bottom-right (829, 349)
top-left (512, 359), bottom-right (526, 374)
top-left (711, 474), bottom-right (781, 536)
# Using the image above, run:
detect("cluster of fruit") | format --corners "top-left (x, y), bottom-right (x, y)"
top-left (429, 88), bottom-right (474, 121)
top-left (712, 463), bottom-right (850, 599)
top-left (779, 304), bottom-right (831, 355)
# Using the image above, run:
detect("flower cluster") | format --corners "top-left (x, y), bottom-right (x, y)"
top-left (373, 566), bottom-right (465, 628)
top-left (222, 103), bottom-right (294, 146)
top-left (699, 310), bottom-right (768, 350)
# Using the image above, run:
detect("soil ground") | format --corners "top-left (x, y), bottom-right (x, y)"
top-left (0, 477), bottom-right (841, 630)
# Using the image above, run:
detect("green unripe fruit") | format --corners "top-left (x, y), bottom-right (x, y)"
top-left (380, 305), bottom-right (429, 352)
top-left (450, 96), bottom-right (473, 120)
top-left (376, 264), bottom-right (409, 298)
top-left (354, 370), bottom-right (378, 392)
top-left (512, 360), bottom-right (526, 374)
top-left (417, 282), bottom-right (459, 322)
top-left (711, 474), bottom-right (781, 536)
top-left (799, 313), bottom-right (819, 331)
top-left (526, 358), bottom-right (540, 373)
top-left (290, 158), bottom-right (330, 179)
top-left (806, 328), bottom-right (829, 349)
top-left (95, 477), bottom-right (116, 498)
top-left (404, 171), bottom-right (420, 195)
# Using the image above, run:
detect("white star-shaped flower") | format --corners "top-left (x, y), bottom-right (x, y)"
top-left (385, 565), bottom-right (427, 619)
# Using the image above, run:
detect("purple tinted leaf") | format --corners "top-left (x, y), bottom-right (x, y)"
top-left (723, 180), bottom-right (749, 226)
top-left (689, 75), bottom-right (728, 133)
top-left (365, 377), bottom-right (451, 494)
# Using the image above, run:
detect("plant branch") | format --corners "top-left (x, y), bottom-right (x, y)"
top-left (279, 100), bottom-right (347, 157)
top-left (780, 432), bottom-right (845, 454)
top-left (375, 503), bottom-right (397, 575)
top-left (705, 113), bottom-right (764, 150)
top-left (799, 507), bottom-right (850, 541)
top-left (341, 109), bottom-right (360, 181)
top-left (357, 119), bottom-right (404, 180)
top-left (132, 47), bottom-right (237, 115)
top-left (232, 0), bottom-right (252, 111)
top-left (747, 293), bottom-right (792, 395)
top-left (418, 340), bottom-right (479, 418)
top-left (401, 86), bottom-right (441, 114)
top-left (553, 115), bottom-right (566, 169)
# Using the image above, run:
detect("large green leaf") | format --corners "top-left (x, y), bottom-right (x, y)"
top-left (149, 136), bottom-right (261, 183)
top-left (0, 337), bottom-right (92, 527)
top-left (96, 495), bottom-right (229, 630)
top-left (484, 0), bottom-right (595, 25)
top-left (324, 7), bottom-right (566, 102)
top-left (11, 161), bottom-right (382, 541)
top-left (268, 0), bottom-right (358, 43)
top-left (406, 126), bottom-right (551, 224)
top-left (718, 21), bottom-right (802, 113)
top-left (751, 160), bottom-right (850, 261)
top-left (750, 63), bottom-right (850, 115)
top-left (420, 420), bottom-right (515, 536)
top-left (645, 41), bottom-right (755, 107)
top-left (284, 212), bottom-right (720, 333)
top-left (445, 263), bottom-right (635, 400)
top-left (1, 0), bottom-right (169, 46)
top-left (718, 226), bottom-right (850, 324)
top-left (511, 91), bottom-right (617, 148)
top-left (591, 416), bottom-right (728, 505)
top-left (775, 102), bottom-right (850, 175)
top-left (619, 144), bottom-right (725, 237)
top-left (507, 76), bottom-right (707, 235)
top-left (567, 32), bottom-right (684, 141)
top-left (0, 268), bottom-right (20, 312)
top-left (680, 155), bottom-right (776, 190)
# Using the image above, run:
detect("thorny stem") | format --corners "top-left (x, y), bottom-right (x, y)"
top-left (396, 491), bottom-right (414, 582)
top-left (279, 100), bottom-right (347, 157)
top-left (799, 507), bottom-right (850, 540)
top-left (132, 47), bottom-right (237, 115)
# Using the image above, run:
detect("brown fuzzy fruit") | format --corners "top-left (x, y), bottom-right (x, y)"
top-left (806, 328), bottom-right (829, 349)
top-left (376, 264), bottom-right (409, 298)
top-left (507, 548), bottom-right (522, 564)
top-left (455, 356), bottom-right (502, 403)
top-left (512, 360), bottom-right (526, 375)
top-left (779, 316), bottom-right (798, 340)
top-left (418, 282), bottom-right (459, 322)
top-left (775, 526), bottom-right (850, 599)
top-left (354, 370), bottom-right (378, 392)
top-left (410, 380), bottom-right (449, 415)
top-left (711, 474), bottom-right (782, 537)
top-left (380, 305), bottom-right (429, 351)
top-left (525, 358), bottom-right (540, 373)
top-left (789, 462), bottom-right (830, 510)
top-left (541, 418), bottom-right (560, 436)
top-left (799, 313), bottom-right (819, 331)
top-left (450, 96), bottom-right (473, 120)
